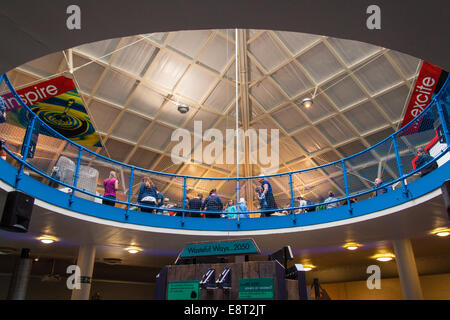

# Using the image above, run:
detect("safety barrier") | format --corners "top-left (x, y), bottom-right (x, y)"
top-left (0, 72), bottom-right (449, 231)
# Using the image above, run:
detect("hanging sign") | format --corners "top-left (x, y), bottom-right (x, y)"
top-left (1, 76), bottom-right (102, 147)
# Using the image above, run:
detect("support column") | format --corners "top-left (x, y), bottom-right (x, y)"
top-left (392, 238), bottom-right (423, 300)
top-left (7, 248), bottom-right (32, 300)
top-left (71, 244), bottom-right (96, 300)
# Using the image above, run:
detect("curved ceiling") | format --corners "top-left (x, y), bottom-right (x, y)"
top-left (2, 28), bottom-right (425, 204)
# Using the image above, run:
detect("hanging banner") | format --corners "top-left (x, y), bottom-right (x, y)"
top-left (1, 76), bottom-right (102, 147)
top-left (399, 62), bottom-right (442, 136)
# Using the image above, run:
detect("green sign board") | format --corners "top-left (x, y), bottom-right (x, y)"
top-left (167, 280), bottom-right (200, 300)
top-left (238, 278), bottom-right (274, 300)
top-left (179, 239), bottom-right (260, 258)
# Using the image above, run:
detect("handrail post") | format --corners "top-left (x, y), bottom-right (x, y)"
top-left (236, 177), bottom-right (240, 227)
top-left (181, 176), bottom-right (187, 226)
top-left (126, 167), bottom-right (134, 220)
top-left (289, 172), bottom-right (296, 223)
top-left (341, 160), bottom-right (352, 215)
top-left (15, 115), bottom-right (36, 189)
top-left (392, 135), bottom-right (409, 198)
top-left (436, 99), bottom-right (450, 146)
top-left (69, 148), bottom-right (83, 206)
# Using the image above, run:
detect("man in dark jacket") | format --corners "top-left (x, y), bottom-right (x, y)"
top-left (188, 193), bottom-right (203, 218)
top-left (202, 189), bottom-right (223, 218)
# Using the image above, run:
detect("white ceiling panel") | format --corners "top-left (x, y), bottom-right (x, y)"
top-left (145, 50), bottom-right (190, 90)
top-left (95, 69), bottom-right (137, 105)
top-left (250, 78), bottom-right (286, 111)
top-left (315, 115), bottom-right (357, 145)
top-left (248, 32), bottom-right (290, 72)
top-left (375, 84), bottom-right (410, 122)
top-left (271, 61), bottom-right (313, 98)
top-left (175, 65), bottom-right (217, 101)
top-left (354, 55), bottom-right (403, 95)
top-left (77, 38), bottom-right (121, 62)
top-left (141, 123), bottom-right (174, 151)
top-left (274, 31), bottom-right (320, 55)
top-left (297, 42), bottom-right (344, 84)
top-left (198, 34), bottom-right (235, 73)
top-left (88, 100), bottom-right (121, 133)
top-left (128, 84), bottom-right (165, 117)
top-left (204, 80), bottom-right (235, 113)
top-left (327, 38), bottom-right (380, 66)
top-left (322, 75), bottom-right (367, 110)
top-left (293, 127), bottom-right (329, 154)
top-left (111, 112), bottom-right (151, 143)
top-left (344, 101), bottom-right (388, 134)
top-left (271, 104), bottom-right (308, 133)
top-left (387, 51), bottom-right (421, 79)
top-left (112, 36), bottom-right (158, 76)
top-left (72, 55), bottom-right (105, 93)
top-left (168, 30), bottom-right (211, 59)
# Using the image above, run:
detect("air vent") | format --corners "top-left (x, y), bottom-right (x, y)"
top-left (103, 258), bottom-right (122, 265)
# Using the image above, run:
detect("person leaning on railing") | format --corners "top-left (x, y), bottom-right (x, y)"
top-left (372, 177), bottom-right (392, 197)
top-left (188, 193), bottom-right (203, 218)
top-left (415, 147), bottom-right (438, 177)
top-left (137, 176), bottom-right (158, 213)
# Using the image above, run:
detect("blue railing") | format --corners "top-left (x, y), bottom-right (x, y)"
top-left (0, 72), bottom-right (449, 229)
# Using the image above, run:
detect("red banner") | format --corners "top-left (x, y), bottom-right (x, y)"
top-left (400, 61), bottom-right (442, 129)
top-left (1, 76), bottom-right (76, 112)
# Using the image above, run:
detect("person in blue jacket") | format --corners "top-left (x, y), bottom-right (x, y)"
top-left (236, 198), bottom-right (250, 219)
top-left (137, 176), bottom-right (158, 213)
top-left (258, 175), bottom-right (278, 217)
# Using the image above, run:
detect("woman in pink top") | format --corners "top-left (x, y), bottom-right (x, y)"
top-left (103, 171), bottom-right (119, 206)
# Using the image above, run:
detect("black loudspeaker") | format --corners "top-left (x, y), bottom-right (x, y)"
top-left (441, 180), bottom-right (450, 219)
top-left (0, 191), bottom-right (34, 233)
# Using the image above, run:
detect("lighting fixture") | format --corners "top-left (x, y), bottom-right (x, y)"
top-left (126, 247), bottom-right (142, 254)
top-left (343, 242), bottom-right (361, 251)
top-left (301, 264), bottom-right (316, 271)
top-left (431, 228), bottom-right (450, 237)
top-left (38, 236), bottom-right (57, 244)
top-left (372, 253), bottom-right (395, 262)
top-left (301, 97), bottom-right (313, 108)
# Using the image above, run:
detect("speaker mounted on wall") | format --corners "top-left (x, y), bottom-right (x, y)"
top-left (0, 191), bottom-right (34, 233)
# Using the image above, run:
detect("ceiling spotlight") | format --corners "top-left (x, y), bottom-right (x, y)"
top-left (177, 104), bottom-right (190, 114)
top-left (431, 228), bottom-right (450, 237)
top-left (372, 253), bottom-right (395, 262)
top-left (301, 264), bottom-right (316, 271)
top-left (126, 247), bottom-right (142, 254)
top-left (301, 97), bottom-right (313, 108)
top-left (38, 236), bottom-right (57, 244)
top-left (343, 242), bottom-right (361, 251)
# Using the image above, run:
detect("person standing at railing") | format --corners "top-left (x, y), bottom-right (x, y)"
top-left (137, 176), bottom-right (158, 213)
top-left (324, 191), bottom-right (339, 209)
top-left (202, 188), bottom-right (223, 218)
top-left (415, 147), bottom-right (438, 177)
top-left (372, 178), bottom-right (391, 197)
top-left (236, 198), bottom-right (250, 219)
top-left (188, 193), bottom-right (203, 218)
top-left (257, 175), bottom-right (278, 217)
top-left (103, 171), bottom-right (118, 206)
top-left (224, 199), bottom-right (237, 219)
top-left (255, 186), bottom-right (268, 217)
top-left (0, 96), bottom-right (6, 161)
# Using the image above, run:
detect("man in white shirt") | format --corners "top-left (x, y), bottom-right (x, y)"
top-left (324, 191), bottom-right (338, 209)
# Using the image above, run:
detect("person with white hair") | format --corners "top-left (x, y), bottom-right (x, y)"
top-left (236, 197), bottom-right (250, 219)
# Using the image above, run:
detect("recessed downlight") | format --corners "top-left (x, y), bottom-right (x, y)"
top-left (37, 236), bottom-right (57, 244)
top-left (343, 242), bottom-right (361, 251)
top-left (431, 228), bottom-right (450, 237)
top-left (372, 253), bottom-right (395, 262)
top-left (126, 247), bottom-right (142, 254)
